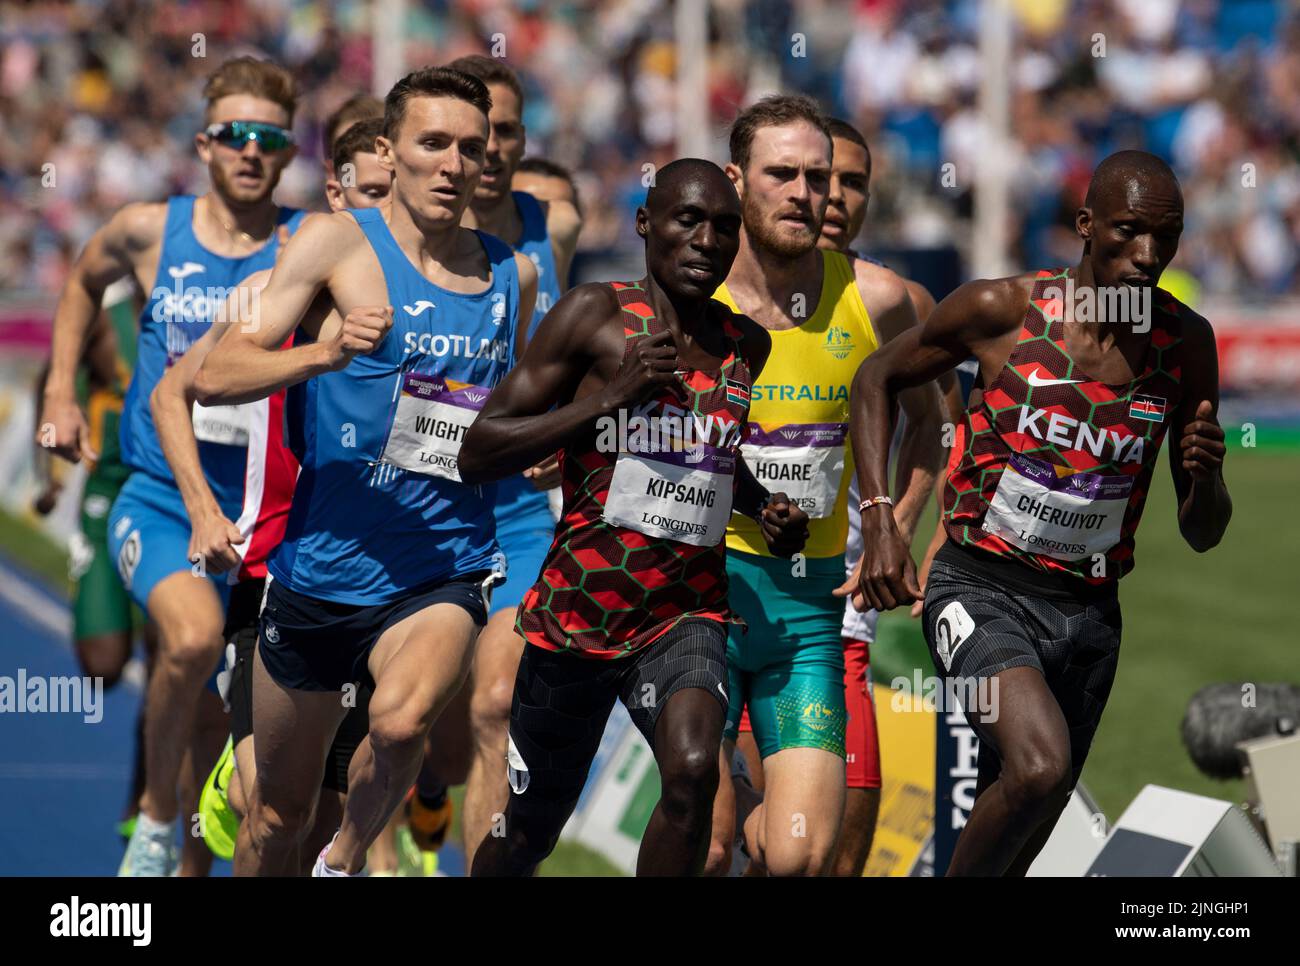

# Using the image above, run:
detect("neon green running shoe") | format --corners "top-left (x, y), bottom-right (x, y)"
top-left (116, 815), bottom-right (137, 843)
top-left (395, 824), bottom-right (437, 877)
top-left (198, 736), bottom-right (240, 860)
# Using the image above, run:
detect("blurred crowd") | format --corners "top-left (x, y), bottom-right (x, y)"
top-left (2, 0), bottom-right (1299, 300)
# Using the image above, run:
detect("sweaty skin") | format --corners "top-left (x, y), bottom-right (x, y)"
top-left (465, 160), bottom-right (809, 877)
top-left (848, 152), bottom-right (1230, 877)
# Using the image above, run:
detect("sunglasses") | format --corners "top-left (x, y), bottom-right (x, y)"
top-left (204, 121), bottom-right (296, 153)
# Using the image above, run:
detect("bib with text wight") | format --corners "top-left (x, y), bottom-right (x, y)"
top-left (981, 453), bottom-right (1133, 562)
top-left (603, 445), bottom-right (735, 547)
top-left (740, 422), bottom-right (846, 519)
top-left (379, 373), bottom-right (489, 482)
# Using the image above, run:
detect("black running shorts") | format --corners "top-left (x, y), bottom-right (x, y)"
top-left (258, 571), bottom-right (491, 693)
top-left (504, 619), bottom-right (729, 824)
top-left (224, 576), bottom-right (373, 792)
top-left (921, 541), bottom-right (1122, 788)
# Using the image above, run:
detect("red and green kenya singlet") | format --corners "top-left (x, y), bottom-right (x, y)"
top-left (944, 269), bottom-right (1185, 585)
top-left (517, 281), bottom-right (753, 658)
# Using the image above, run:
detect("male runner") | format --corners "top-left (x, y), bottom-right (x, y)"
top-left (154, 114), bottom-right (392, 871)
top-left (321, 93), bottom-right (384, 176)
top-left (39, 56), bottom-right (305, 876)
top-left (445, 54), bottom-right (583, 863)
top-left (707, 96), bottom-right (943, 877)
top-left (819, 118), bottom-right (949, 876)
top-left (197, 66), bottom-right (537, 876)
top-left (33, 282), bottom-right (159, 842)
top-left (849, 150), bottom-right (1231, 876)
top-left (513, 157), bottom-right (581, 214)
top-left (462, 158), bottom-right (807, 876)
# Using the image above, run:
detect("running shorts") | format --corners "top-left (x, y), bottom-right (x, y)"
top-left (723, 550), bottom-right (847, 758)
top-left (503, 618), bottom-right (728, 825)
top-left (921, 541), bottom-right (1122, 789)
top-left (258, 571), bottom-right (491, 692)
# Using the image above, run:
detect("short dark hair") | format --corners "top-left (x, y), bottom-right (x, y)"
top-left (728, 94), bottom-right (831, 173)
top-left (446, 54), bottom-right (524, 109)
top-left (518, 156), bottom-right (573, 184)
top-left (384, 66), bottom-right (492, 140)
top-left (331, 117), bottom-right (385, 176)
top-left (322, 93), bottom-right (383, 159)
top-left (827, 117), bottom-right (872, 178)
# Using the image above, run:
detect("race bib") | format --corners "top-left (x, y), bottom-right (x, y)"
top-left (741, 423), bottom-right (846, 518)
top-left (603, 446), bottom-right (735, 547)
top-left (982, 453), bottom-right (1133, 561)
top-left (192, 401), bottom-right (251, 447)
top-left (378, 373), bottom-right (489, 482)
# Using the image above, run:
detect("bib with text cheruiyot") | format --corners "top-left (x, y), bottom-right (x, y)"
top-left (741, 422), bottom-right (846, 519)
top-left (981, 452), bottom-right (1133, 562)
top-left (378, 373), bottom-right (489, 482)
top-left (603, 444), bottom-right (735, 548)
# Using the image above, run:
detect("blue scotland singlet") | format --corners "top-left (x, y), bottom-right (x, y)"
top-left (120, 195), bottom-right (305, 506)
top-left (271, 208), bottom-right (520, 605)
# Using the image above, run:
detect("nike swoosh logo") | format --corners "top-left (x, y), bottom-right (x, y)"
top-left (716, 681), bottom-right (728, 700)
top-left (1027, 369), bottom-right (1082, 387)
top-left (168, 261), bottom-right (206, 280)
top-left (403, 300), bottom-right (436, 316)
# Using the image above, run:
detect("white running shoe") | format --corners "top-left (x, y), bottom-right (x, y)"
top-left (311, 832), bottom-right (351, 877)
top-left (118, 813), bottom-right (178, 877)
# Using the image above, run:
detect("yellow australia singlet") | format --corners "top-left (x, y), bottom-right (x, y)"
top-left (715, 249), bottom-right (878, 558)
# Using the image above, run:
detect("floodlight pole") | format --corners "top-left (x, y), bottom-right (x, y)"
top-left (973, 0), bottom-right (1013, 278)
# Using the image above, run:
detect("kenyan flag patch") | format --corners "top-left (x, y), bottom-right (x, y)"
top-left (1129, 393), bottom-right (1166, 422)
top-left (725, 382), bottom-right (750, 407)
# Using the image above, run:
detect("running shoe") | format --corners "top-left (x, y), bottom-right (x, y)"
top-left (198, 736), bottom-right (240, 860)
top-left (312, 832), bottom-right (349, 877)
top-left (117, 813), bottom-right (177, 877)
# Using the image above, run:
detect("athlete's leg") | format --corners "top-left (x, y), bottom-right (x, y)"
top-left (831, 637), bottom-right (882, 876)
top-left (702, 742), bottom-right (736, 876)
top-left (236, 648), bottom-right (348, 876)
top-left (638, 688), bottom-right (724, 875)
top-left (472, 645), bottom-right (618, 876)
top-left (178, 687), bottom-right (226, 876)
top-left (945, 666), bottom-right (1071, 876)
top-left (463, 608), bottom-right (524, 863)
top-left (324, 603), bottom-right (477, 874)
top-left (138, 572), bottom-right (226, 823)
top-left (736, 730), bottom-right (764, 793)
top-left (752, 747), bottom-right (845, 876)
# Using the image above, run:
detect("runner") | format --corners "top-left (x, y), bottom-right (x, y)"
top-left (819, 117), bottom-right (949, 876)
top-left (321, 93), bottom-right (384, 176)
top-left (513, 157), bottom-right (581, 213)
top-left (38, 56), bottom-right (305, 876)
top-left (462, 157), bottom-right (807, 876)
top-left (446, 54), bottom-right (583, 864)
top-left (848, 149), bottom-right (1231, 876)
top-left (196, 66), bottom-right (537, 876)
top-left (32, 281), bottom-right (158, 843)
top-left (707, 95), bottom-right (943, 876)
top-left (154, 113), bottom-right (392, 873)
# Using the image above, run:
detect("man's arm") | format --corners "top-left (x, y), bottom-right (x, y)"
top-left (41, 203), bottom-right (163, 462)
top-left (196, 214), bottom-right (385, 406)
top-left (460, 284), bottom-right (628, 482)
top-left (856, 262), bottom-right (944, 545)
top-left (151, 318), bottom-right (245, 573)
top-left (543, 199), bottom-right (583, 292)
top-left (1168, 309), bottom-right (1231, 552)
top-left (847, 278), bottom-right (1019, 611)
